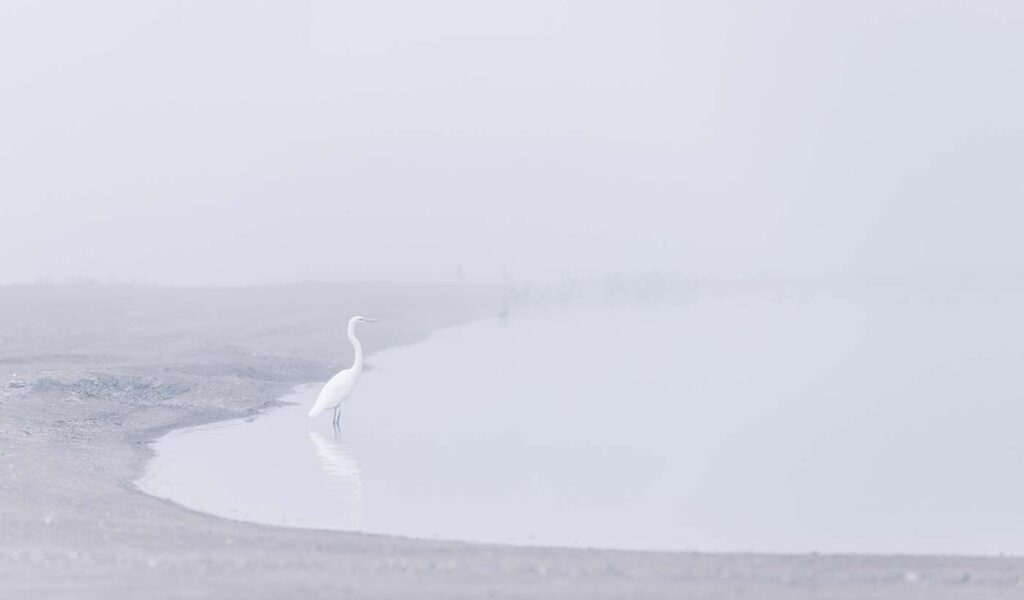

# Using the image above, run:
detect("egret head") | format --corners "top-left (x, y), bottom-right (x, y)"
top-left (350, 315), bottom-right (379, 325)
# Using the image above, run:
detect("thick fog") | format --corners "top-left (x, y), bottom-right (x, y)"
top-left (2, 1), bottom-right (1022, 285)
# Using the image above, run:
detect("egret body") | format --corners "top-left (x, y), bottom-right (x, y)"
top-left (308, 315), bottom-right (378, 428)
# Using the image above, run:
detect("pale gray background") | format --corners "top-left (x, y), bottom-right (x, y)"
top-left (2, 1), bottom-right (1021, 284)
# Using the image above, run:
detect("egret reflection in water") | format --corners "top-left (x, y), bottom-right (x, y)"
top-left (308, 432), bottom-right (364, 529)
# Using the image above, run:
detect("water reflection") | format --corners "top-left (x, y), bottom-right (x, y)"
top-left (308, 432), bottom-right (363, 529)
top-left (144, 297), bottom-right (1024, 553)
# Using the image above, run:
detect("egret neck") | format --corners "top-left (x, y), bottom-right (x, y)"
top-left (348, 318), bottom-right (364, 373)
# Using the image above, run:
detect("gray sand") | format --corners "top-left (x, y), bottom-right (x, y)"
top-left (2, 282), bottom-right (1023, 599)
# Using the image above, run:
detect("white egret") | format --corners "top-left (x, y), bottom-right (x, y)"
top-left (308, 315), bottom-right (378, 428)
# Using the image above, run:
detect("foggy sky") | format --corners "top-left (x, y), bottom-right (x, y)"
top-left (2, 1), bottom-right (1022, 285)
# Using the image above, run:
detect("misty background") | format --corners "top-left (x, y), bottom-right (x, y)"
top-left (2, 1), bottom-right (1022, 285)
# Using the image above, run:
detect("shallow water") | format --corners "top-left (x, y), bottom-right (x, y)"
top-left (139, 291), bottom-right (1024, 554)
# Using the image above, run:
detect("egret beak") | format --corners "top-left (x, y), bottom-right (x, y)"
top-left (364, 318), bottom-right (380, 323)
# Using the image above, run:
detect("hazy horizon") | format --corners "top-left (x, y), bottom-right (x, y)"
top-left (3, 1), bottom-right (1022, 285)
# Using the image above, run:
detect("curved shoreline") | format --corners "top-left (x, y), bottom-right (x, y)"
top-left (4, 282), bottom-right (1024, 598)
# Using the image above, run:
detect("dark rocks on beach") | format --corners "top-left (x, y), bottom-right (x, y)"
top-left (31, 376), bottom-right (189, 403)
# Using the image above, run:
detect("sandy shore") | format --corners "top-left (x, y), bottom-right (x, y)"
top-left (2, 282), bottom-right (1024, 599)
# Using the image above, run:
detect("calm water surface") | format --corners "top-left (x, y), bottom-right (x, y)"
top-left (138, 292), bottom-right (1024, 553)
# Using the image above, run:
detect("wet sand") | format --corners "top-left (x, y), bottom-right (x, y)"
top-left (2, 282), bottom-right (1024, 599)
